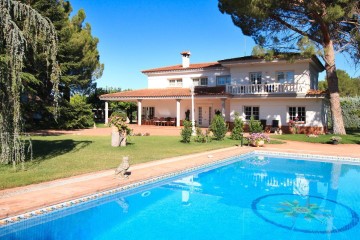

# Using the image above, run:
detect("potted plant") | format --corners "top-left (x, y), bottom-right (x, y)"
top-left (247, 133), bottom-right (270, 147)
top-left (330, 136), bottom-right (342, 145)
top-left (108, 112), bottom-right (132, 147)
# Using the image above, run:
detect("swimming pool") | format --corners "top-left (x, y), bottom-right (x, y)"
top-left (1, 151), bottom-right (360, 239)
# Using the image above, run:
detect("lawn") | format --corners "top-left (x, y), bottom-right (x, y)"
top-left (0, 135), bottom-right (244, 189)
top-left (271, 130), bottom-right (360, 144)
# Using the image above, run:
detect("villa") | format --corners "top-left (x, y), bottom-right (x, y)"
top-left (100, 51), bottom-right (327, 133)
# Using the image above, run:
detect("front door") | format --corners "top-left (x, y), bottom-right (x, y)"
top-left (198, 105), bottom-right (212, 127)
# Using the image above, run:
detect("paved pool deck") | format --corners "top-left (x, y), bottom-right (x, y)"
top-left (1, 127), bottom-right (359, 221)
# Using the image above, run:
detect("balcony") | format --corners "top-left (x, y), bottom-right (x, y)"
top-left (226, 83), bottom-right (305, 95)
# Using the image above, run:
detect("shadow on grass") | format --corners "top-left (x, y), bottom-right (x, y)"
top-left (30, 139), bottom-right (92, 162)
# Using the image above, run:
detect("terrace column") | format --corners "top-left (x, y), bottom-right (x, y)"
top-left (176, 99), bottom-right (181, 127)
top-left (191, 86), bottom-right (196, 135)
top-left (105, 101), bottom-right (109, 124)
top-left (221, 98), bottom-right (226, 119)
top-left (137, 99), bottom-right (142, 126)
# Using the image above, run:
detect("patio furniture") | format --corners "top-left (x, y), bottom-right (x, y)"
top-left (153, 117), bottom-right (161, 126)
top-left (270, 120), bottom-right (279, 133)
top-left (260, 119), bottom-right (267, 131)
top-left (160, 117), bottom-right (167, 126)
top-left (169, 117), bottom-right (176, 126)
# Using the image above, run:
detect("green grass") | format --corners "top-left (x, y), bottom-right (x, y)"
top-left (95, 123), bottom-right (108, 128)
top-left (271, 131), bottom-right (360, 144)
top-left (0, 135), bottom-right (247, 190)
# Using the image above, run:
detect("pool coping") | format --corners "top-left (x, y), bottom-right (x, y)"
top-left (1, 149), bottom-right (360, 228)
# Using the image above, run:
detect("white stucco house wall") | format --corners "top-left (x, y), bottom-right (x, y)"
top-left (100, 52), bottom-right (328, 133)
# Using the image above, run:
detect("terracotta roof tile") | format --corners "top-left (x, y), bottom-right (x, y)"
top-left (142, 62), bottom-right (222, 73)
top-left (100, 88), bottom-right (191, 99)
top-left (99, 86), bottom-right (231, 100)
top-left (306, 89), bottom-right (328, 95)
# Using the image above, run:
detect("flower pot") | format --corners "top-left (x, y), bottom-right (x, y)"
top-left (251, 140), bottom-right (265, 147)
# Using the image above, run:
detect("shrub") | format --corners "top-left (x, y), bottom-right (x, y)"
top-left (341, 97), bottom-right (360, 130)
top-left (249, 116), bottom-right (263, 133)
top-left (180, 120), bottom-right (193, 143)
top-left (55, 95), bottom-right (94, 129)
top-left (210, 115), bottom-right (228, 140)
top-left (194, 127), bottom-right (212, 143)
top-left (231, 112), bottom-right (244, 140)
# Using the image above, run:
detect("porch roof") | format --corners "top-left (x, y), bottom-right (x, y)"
top-left (99, 86), bottom-right (230, 101)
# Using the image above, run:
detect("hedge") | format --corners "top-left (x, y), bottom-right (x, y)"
top-left (341, 97), bottom-right (360, 130)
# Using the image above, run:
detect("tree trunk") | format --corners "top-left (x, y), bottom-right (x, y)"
top-left (324, 41), bottom-right (346, 135)
top-left (111, 126), bottom-right (120, 147)
top-left (119, 132), bottom-right (127, 147)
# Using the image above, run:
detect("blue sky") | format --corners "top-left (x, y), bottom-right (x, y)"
top-left (70, 0), bottom-right (359, 90)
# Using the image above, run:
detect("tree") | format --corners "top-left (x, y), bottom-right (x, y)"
top-left (219, 0), bottom-right (360, 134)
top-left (319, 69), bottom-right (360, 97)
top-left (19, 0), bottom-right (104, 129)
top-left (0, 0), bottom-right (59, 166)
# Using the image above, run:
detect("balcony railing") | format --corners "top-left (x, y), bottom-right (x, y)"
top-left (226, 83), bottom-right (304, 95)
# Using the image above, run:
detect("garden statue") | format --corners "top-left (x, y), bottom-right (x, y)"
top-left (115, 156), bottom-right (130, 179)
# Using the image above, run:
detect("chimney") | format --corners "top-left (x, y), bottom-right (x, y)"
top-left (181, 51), bottom-right (191, 68)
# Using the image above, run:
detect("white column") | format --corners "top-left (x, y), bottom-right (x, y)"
top-left (105, 101), bottom-right (109, 124)
top-left (191, 87), bottom-right (196, 135)
top-left (137, 99), bottom-right (142, 126)
top-left (221, 98), bottom-right (226, 118)
top-left (176, 99), bottom-right (181, 127)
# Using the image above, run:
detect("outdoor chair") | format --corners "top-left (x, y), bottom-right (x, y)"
top-left (160, 117), bottom-right (167, 126)
top-left (153, 117), bottom-right (161, 126)
top-left (270, 120), bottom-right (279, 133)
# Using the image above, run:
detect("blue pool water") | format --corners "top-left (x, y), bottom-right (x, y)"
top-left (1, 152), bottom-right (360, 239)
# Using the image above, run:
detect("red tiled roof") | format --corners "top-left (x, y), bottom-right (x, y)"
top-left (99, 86), bottom-right (231, 100)
top-left (100, 88), bottom-right (191, 99)
top-left (306, 89), bottom-right (328, 95)
top-left (142, 62), bottom-right (222, 73)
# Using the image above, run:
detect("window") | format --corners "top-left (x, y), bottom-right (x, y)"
top-left (169, 79), bottom-right (182, 87)
top-left (216, 75), bottom-right (231, 85)
top-left (250, 72), bottom-right (262, 84)
top-left (277, 71), bottom-right (294, 83)
top-left (289, 107), bottom-right (306, 122)
top-left (244, 106), bottom-right (260, 120)
top-left (193, 77), bottom-right (208, 86)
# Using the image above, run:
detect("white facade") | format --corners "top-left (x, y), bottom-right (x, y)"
top-left (101, 53), bottom-right (327, 133)
top-left (147, 68), bottom-right (230, 89)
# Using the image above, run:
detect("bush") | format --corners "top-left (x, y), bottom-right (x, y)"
top-left (231, 112), bottom-right (244, 140)
top-left (194, 127), bottom-right (212, 143)
top-left (210, 115), bottom-right (228, 140)
top-left (55, 95), bottom-right (94, 129)
top-left (341, 97), bottom-right (360, 130)
top-left (180, 120), bottom-right (193, 143)
top-left (249, 116), bottom-right (263, 133)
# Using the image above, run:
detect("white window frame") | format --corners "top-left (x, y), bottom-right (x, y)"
top-left (216, 75), bottom-right (231, 86)
top-left (250, 72), bottom-right (262, 84)
top-left (244, 106), bottom-right (260, 120)
top-left (193, 77), bottom-right (208, 86)
top-left (168, 79), bottom-right (182, 87)
top-left (288, 106), bottom-right (306, 123)
top-left (276, 71), bottom-right (294, 83)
